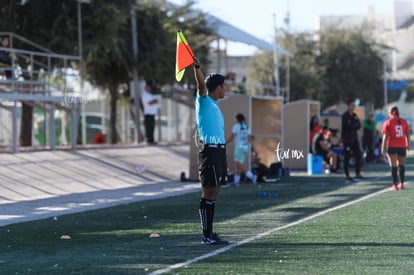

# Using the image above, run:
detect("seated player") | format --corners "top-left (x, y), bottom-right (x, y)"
top-left (313, 127), bottom-right (339, 173)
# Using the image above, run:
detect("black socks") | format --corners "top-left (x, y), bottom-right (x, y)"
top-left (399, 165), bottom-right (405, 183)
top-left (199, 198), bottom-right (216, 237)
top-left (391, 166), bottom-right (398, 184)
top-left (391, 165), bottom-right (405, 184)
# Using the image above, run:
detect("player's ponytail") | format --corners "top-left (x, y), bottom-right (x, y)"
top-left (236, 113), bottom-right (247, 130)
top-left (389, 105), bottom-right (401, 124)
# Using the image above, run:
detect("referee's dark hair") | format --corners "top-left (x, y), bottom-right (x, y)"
top-left (346, 98), bottom-right (355, 105)
top-left (205, 73), bottom-right (225, 93)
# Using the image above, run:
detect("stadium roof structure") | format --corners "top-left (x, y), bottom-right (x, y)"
top-left (204, 13), bottom-right (292, 56)
top-left (167, 1), bottom-right (292, 56)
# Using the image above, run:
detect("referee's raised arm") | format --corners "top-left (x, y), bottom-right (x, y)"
top-left (193, 58), bottom-right (206, 97)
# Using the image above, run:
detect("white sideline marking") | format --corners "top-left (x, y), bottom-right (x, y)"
top-left (149, 178), bottom-right (402, 275)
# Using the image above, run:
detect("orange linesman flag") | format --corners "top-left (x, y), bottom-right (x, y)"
top-left (176, 30), bottom-right (195, 82)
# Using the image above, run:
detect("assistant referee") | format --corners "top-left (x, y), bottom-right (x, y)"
top-left (193, 58), bottom-right (229, 245)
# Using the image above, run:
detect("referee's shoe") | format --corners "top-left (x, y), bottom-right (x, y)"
top-left (202, 233), bottom-right (229, 245)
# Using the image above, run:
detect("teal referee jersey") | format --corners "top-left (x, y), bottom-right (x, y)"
top-left (196, 93), bottom-right (225, 144)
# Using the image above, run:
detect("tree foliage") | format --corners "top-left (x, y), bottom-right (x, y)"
top-left (280, 31), bottom-right (323, 102)
top-left (0, 0), bottom-right (212, 144)
top-left (247, 26), bottom-right (386, 109)
top-left (317, 26), bottom-right (384, 108)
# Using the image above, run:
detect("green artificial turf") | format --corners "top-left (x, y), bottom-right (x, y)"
top-left (0, 157), bottom-right (413, 274)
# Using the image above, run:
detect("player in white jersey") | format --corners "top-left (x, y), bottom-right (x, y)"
top-left (227, 113), bottom-right (256, 185)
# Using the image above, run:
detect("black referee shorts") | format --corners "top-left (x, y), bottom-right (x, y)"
top-left (199, 144), bottom-right (227, 187)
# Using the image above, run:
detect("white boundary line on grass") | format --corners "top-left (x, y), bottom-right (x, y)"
top-left (149, 177), bottom-right (402, 275)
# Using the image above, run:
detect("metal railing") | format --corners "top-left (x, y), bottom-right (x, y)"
top-left (0, 31), bottom-right (53, 53)
top-left (0, 46), bottom-right (80, 98)
top-left (0, 32), bottom-right (81, 153)
top-left (0, 32), bottom-right (80, 98)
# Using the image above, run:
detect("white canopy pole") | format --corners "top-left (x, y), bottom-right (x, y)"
top-left (273, 14), bottom-right (281, 97)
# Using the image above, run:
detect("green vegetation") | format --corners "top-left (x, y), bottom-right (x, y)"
top-left (248, 26), bottom-right (388, 109)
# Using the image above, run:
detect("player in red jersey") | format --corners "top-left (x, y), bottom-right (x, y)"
top-left (381, 106), bottom-right (410, 190)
